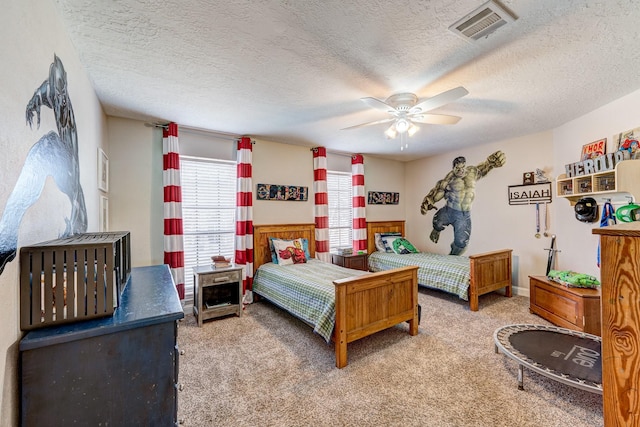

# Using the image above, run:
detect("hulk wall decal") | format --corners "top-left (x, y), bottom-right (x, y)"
top-left (420, 151), bottom-right (506, 255)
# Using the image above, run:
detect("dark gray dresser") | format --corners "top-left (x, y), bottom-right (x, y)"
top-left (20, 264), bottom-right (184, 426)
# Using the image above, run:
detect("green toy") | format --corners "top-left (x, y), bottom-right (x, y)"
top-left (392, 238), bottom-right (419, 254)
top-left (547, 270), bottom-right (600, 288)
top-left (615, 200), bottom-right (640, 222)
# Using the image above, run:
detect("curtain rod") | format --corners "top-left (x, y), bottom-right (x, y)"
top-left (309, 147), bottom-right (359, 158)
top-left (145, 122), bottom-right (241, 141)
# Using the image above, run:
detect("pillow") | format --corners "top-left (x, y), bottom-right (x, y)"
top-left (380, 235), bottom-right (419, 254)
top-left (268, 238), bottom-right (279, 263)
top-left (299, 238), bottom-right (312, 259)
top-left (269, 237), bottom-right (311, 264)
top-left (374, 232), bottom-right (401, 252)
top-left (271, 238), bottom-right (308, 265)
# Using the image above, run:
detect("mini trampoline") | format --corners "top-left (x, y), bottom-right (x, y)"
top-left (494, 324), bottom-right (602, 394)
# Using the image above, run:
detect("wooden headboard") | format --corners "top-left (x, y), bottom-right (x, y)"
top-left (366, 220), bottom-right (405, 254)
top-left (253, 223), bottom-right (316, 273)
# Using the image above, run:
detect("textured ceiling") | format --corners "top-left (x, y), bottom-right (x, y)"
top-left (52, 0), bottom-right (640, 161)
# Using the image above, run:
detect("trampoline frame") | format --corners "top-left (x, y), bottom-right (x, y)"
top-left (494, 324), bottom-right (602, 394)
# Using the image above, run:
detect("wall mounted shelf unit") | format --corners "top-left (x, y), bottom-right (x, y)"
top-left (556, 159), bottom-right (640, 205)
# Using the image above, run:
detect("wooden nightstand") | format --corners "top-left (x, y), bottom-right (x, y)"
top-left (193, 265), bottom-right (243, 326)
top-left (529, 275), bottom-right (601, 336)
top-left (331, 253), bottom-right (368, 271)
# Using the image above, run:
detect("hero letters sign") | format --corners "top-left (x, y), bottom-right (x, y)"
top-left (565, 151), bottom-right (629, 177)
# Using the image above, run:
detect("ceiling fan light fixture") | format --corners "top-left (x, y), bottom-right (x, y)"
top-left (384, 124), bottom-right (397, 139)
top-left (343, 87), bottom-right (467, 144)
top-left (395, 118), bottom-right (410, 133)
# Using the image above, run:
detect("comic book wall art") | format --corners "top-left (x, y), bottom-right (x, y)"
top-left (581, 138), bottom-right (606, 161)
top-left (256, 184), bottom-right (308, 201)
top-left (614, 127), bottom-right (640, 159)
top-left (368, 191), bottom-right (399, 205)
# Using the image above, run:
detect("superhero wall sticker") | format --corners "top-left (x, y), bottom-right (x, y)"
top-left (0, 55), bottom-right (87, 274)
top-left (420, 151), bottom-right (505, 255)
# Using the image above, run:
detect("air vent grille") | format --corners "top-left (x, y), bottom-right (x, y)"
top-left (449, 1), bottom-right (516, 42)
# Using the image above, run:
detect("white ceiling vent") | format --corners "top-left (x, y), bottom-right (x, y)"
top-left (449, 1), bottom-right (517, 42)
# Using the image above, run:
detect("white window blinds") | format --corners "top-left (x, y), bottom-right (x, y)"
top-left (180, 156), bottom-right (236, 304)
top-left (327, 171), bottom-right (352, 252)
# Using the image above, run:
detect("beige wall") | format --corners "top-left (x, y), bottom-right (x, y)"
top-left (0, 1), bottom-right (107, 423)
top-left (405, 132), bottom-right (553, 292)
top-left (105, 130), bottom-right (407, 255)
top-left (363, 156), bottom-right (405, 221)
top-left (107, 86), bottom-right (640, 296)
top-left (405, 87), bottom-right (640, 292)
top-left (252, 140), bottom-right (316, 225)
top-left (107, 117), bottom-right (164, 267)
top-left (4, 1), bottom-right (640, 423)
top-left (552, 89), bottom-right (640, 277)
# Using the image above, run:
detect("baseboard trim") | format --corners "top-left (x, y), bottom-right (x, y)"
top-left (512, 285), bottom-right (530, 298)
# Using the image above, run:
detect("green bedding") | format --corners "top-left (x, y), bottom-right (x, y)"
top-left (253, 259), bottom-right (367, 342)
top-left (368, 251), bottom-right (471, 300)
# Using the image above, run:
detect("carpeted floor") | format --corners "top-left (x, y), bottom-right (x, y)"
top-left (177, 288), bottom-right (603, 426)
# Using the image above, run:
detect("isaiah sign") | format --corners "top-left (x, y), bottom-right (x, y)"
top-left (565, 151), bottom-right (629, 177)
top-left (508, 183), bottom-right (552, 205)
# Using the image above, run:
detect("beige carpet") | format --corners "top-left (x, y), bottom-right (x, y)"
top-left (177, 288), bottom-right (603, 427)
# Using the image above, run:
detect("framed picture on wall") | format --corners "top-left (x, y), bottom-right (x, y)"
top-left (614, 127), bottom-right (640, 159)
top-left (256, 183), bottom-right (308, 201)
top-left (99, 195), bottom-right (109, 232)
top-left (367, 191), bottom-right (399, 205)
top-left (98, 148), bottom-right (109, 192)
top-left (580, 138), bottom-right (606, 161)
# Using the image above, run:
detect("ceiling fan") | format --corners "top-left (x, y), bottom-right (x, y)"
top-left (342, 86), bottom-right (469, 139)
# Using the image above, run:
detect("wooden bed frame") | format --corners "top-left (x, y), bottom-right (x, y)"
top-left (366, 220), bottom-right (512, 311)
top-left (253, 223), bottom-right (419, 368)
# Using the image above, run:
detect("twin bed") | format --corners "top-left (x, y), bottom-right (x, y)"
top-left (253, 223), bottom-right (419, 368)
top-left (366, 221), bottom-right (513, 312)
top-left (252, 221), bottom-right (512, 368)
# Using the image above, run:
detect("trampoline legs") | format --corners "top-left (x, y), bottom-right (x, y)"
top-left (517, 364), bottom-right (524, 390)
top-left (496, 344), bottom-right (526, 390)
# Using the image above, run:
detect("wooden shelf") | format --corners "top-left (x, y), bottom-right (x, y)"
top-left (556, 159), bottom-right (640, 205)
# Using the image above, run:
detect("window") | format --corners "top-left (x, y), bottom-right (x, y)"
top-left (180, 156), bottom-right (236, 304)
top-left (327, 171), bottom-right (352, 252)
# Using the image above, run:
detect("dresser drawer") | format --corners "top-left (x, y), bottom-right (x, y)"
top-left (199, 269), bottom-right (242, 285)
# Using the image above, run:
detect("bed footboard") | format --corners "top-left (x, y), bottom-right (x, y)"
top-left (468, 249), bottom-right (513, 311)
top-left (332, 266), bottom-right (419, 368)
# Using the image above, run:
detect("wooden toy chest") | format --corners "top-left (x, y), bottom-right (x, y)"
top-left (19, 231), bottom-right (131, 330)
top-left (529, 275), bottom-right (601, 336)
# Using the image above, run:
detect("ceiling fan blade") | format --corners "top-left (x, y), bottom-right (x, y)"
top-left (409, 113), bottom-right (462, 125)
top-left (409, 86), bottom-right (469, 114)
top-left (341, 117), bottom-right (396, 130)
top-left (360, 97), bottom-right (398, 114)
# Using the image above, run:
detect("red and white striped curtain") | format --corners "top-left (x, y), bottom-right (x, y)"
top-left (162, 122), bottom-right (185, 299)
top-left (313, 147), bottom-right (331, 262)
top-left (352, 154), bottom-right (367, 252)
top-left (235, 136), bottom-right (254, 303)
